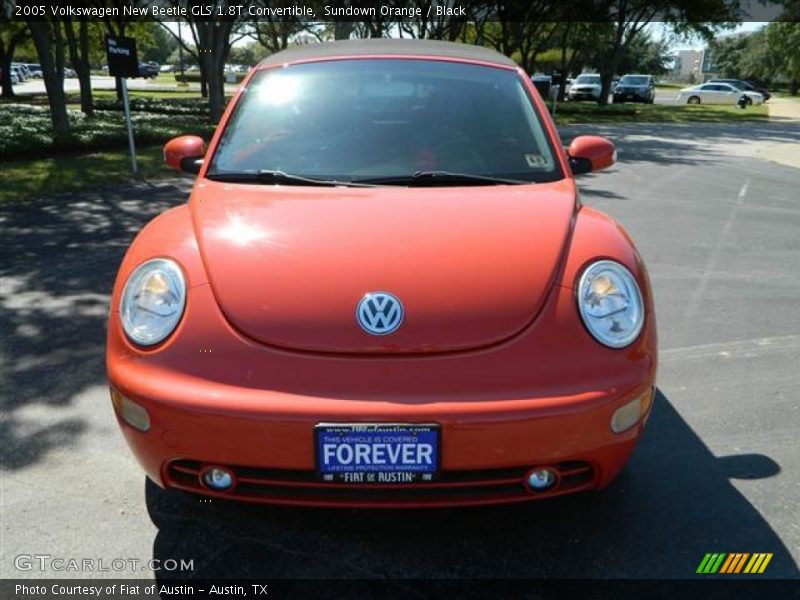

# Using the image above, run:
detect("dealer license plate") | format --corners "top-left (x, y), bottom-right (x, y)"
top-left (315, 423), bottom-right (440, 483)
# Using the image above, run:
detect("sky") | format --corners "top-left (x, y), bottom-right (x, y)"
top-left (657, 22), bottom-right (767, 52)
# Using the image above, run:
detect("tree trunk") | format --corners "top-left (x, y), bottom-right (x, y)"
top-left (63, 19), bottom-right (93, 117)
top-left (208, 32), bottom-right (232, 124)
top-left (334, 22), bottom-right (354, 40)
top-left (28, 21), bottom-right (70, 141)
top-left (207, 64), bottom-right (224, 123)
top-left (0, 27), bottom-right (27, 99)
top-left (791, 78), bottom-right (799, 96)
top-left (78, 20), bottom-right (93, 116)
top-left (0, 40), bottom-right (15, 99)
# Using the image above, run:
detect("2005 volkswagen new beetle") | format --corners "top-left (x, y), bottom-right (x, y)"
top-left (107, 39), bottom-right (657, 508)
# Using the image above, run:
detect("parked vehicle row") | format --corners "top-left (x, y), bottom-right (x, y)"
top-left (564, 73), bottom-right (657, 104)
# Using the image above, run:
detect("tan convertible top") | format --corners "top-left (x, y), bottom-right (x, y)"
top-left (258, 39), bottom-right (518, 69)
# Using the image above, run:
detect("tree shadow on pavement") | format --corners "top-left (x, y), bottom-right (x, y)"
top-left (148, 389), bottom-right (797, 579)
top-left (0, 179), bottom-right (190, 470)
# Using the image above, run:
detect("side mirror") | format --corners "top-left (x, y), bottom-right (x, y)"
top-left (566, 135), bottom-right (616, 175)
top-left (164, 135), bottom-right (206, 174)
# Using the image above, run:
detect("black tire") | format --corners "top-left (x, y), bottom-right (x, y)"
top-left (742, 96), bottom-right (752, 106)
top-left (687, 96), bottom-right (701, 105)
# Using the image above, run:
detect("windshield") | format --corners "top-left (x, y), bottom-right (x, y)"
top-left (575, 74), bottom-right (600, 84)
top-left (207, 59), bottom-right (562, 185)
top-left (620, 76), bottom-right (649, 86)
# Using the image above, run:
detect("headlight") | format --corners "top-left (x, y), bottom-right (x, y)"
top-left (577, 260), bottom-right (644, 348)
top-left (120, 258), bottom-right (186, 346)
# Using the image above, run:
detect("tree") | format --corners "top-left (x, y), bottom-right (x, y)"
top-left (138, 21), bottom-right (177, 63)
top-left (591, 0), bottom-right (741, 104)
top-left (176, 3), bottom-right (247, 123)
top-left (63, 18), bottom-right (94, 116)
top-left (397, 0), bottom-right (478, 40)
top-left (767, 22), bottom-right (800, 95)
top-left (0, 18), bottom-right (29, 99)
top-left (27, 19), bottom-right (70, 141)
top-left (246, 2), bottom-right (311, 55)
top-left (737, 28), bottom-right (779, 83)
top-left (709, 31), bottom-right (748, 78)
top-left (474, 1), bottom-right (563, 74)
top-left (618, 33), bottom-right (672, 75)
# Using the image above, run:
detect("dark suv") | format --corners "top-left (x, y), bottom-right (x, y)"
top-left (138, 61), bottom-right (160, 79)
top-left (612, 74), bottom-right (655, 104)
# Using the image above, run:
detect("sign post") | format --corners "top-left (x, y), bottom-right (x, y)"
top-left (106, 36), bottom-right (139, 175)
top-left (120, 77), bottom-right (137, 175)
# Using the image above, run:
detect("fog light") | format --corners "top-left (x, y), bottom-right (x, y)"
top-left (611, 389), bottom-right (653, 434)
top-left (201, 467), bottom-right (234, 491)
top-left (526, 468), bottom-right (557, 491)
top-left (110, 388), bottom-right (150, 432)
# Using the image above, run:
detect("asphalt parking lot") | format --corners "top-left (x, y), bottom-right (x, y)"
top-left (1, 119), bottom-right (799, 580)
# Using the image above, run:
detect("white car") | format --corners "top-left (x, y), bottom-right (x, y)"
top-left (677, 82), bottom-right (764, 106)
top-left (568, 73), bottom-right (602, 102)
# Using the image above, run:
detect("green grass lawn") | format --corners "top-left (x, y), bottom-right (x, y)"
top-left (0, 146), bottom-right (182, 204)
top-left (550, 101), bottom-right (769, 125)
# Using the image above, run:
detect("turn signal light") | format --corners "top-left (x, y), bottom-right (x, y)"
top-left (110, 388), bottom-right (151, 432)
top-left (611, 388), bottom-right (653, 434)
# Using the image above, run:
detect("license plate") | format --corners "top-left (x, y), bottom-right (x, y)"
top-left (315, 423), bottom-right (440, 483)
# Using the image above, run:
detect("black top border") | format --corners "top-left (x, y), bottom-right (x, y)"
top-left (4, 0), bottom-right (798, 23)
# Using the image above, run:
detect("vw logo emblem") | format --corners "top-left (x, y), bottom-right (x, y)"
top-left (357, 292), bottom-right (404, 335)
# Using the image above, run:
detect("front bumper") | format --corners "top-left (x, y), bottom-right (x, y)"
top-left (111, 373), bottom-right (653, 507)
top-left (569, 92), bottom-right (600, 101)
top-left (108, 265), bottom-right (656, 508)
top-left (613, 91), bottom-right (650, 102)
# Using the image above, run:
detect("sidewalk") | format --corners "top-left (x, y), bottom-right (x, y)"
top-left (761, 96), bottom-right (800, 169)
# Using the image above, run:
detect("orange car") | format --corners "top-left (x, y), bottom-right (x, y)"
top-left (107, 40), bottom-right (656, 508)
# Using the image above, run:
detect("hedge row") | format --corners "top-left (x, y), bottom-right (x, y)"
top-left (93, 96), bottom-right (211, 116)
top-left (0, 104), bottom-right (215, 160)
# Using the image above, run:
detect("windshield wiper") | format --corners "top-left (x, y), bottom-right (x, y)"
top-left (353, 170), bottom-right (530, 186)
top-left (206, 170), bottom-right (379, 187)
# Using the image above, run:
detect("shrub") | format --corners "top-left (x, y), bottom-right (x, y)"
top-left (0, 104), bottom-right (215, 160)
top-left (93, 97), bottom-right (211, 116)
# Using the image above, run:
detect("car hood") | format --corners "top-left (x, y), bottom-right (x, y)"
top-left (190, 179), bottom-right (577, 354)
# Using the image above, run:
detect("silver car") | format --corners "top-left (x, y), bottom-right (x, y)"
top-left (677, 82), bottom-right (764, 106)
top-left (568, 73), bottom-right (602, 102)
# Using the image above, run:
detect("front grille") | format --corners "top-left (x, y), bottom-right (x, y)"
top-left (165, 459), bottom-right (597, 507)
